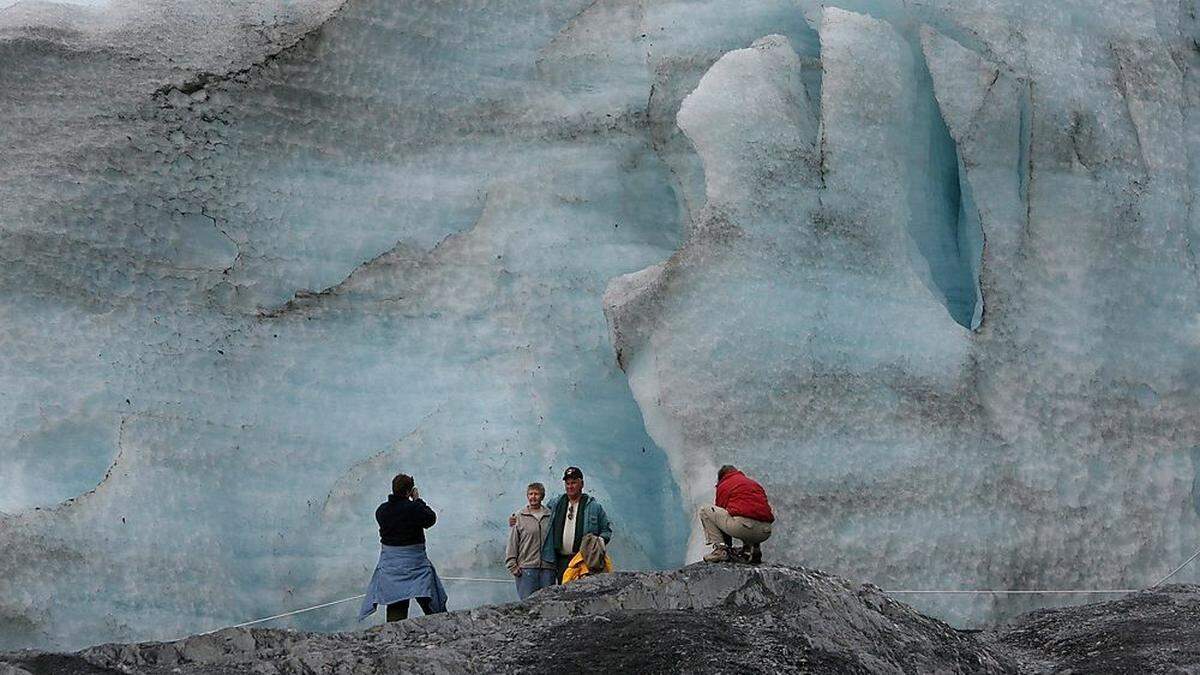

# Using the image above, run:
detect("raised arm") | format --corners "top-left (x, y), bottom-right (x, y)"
top-left (416, 499), bottom-right (437, 528)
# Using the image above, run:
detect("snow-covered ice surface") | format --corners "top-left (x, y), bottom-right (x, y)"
top-left (1, 0), bottom-right (1198, 650)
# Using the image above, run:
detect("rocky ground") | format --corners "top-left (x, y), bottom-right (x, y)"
top-left (981, 584), bottom-right (1200, 673)
top-left (2, 564), bottom-right (1197, 674)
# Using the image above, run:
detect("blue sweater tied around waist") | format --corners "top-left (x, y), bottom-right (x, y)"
top-left (359, 543), bottom-right (448, 619)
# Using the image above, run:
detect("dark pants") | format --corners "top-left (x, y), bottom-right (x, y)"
top-left (386, 596), bottom-right (434, 622)
top-left (554, 554), bottom-right (573, 584)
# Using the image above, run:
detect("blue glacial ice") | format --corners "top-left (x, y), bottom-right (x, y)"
top-left (1, 0), bottom-right (1199, 650)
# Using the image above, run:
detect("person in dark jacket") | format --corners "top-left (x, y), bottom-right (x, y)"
top-left (698, 465), bottom-right (775, 563)
top-left (541, 466), bottom-right (612, 583)
top-left (359, 473), bottom-right (448, 622)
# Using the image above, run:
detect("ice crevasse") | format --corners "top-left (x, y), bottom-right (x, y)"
top-left (1, 0), bottom-right (1198, 650)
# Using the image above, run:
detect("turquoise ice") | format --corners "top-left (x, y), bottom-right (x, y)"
top-left (2, 0), bottom-right (1199, 650)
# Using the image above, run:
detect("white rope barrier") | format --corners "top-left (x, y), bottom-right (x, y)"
top-left (215, 594), bottom-right (366, 632)
top-left (885, 542), bottom-right (1200, 596)
top-left (1153, 546), bottom-right (1200, 587)
top-left (442, 575), bottom-right (514, 585)
top-left (167, 543), bottom-right (1200, 642)
top-left (169, 575), bottom-right (513, 641)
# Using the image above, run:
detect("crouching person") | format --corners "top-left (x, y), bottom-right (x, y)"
top-left (562, 533), bottom-right (613, 583)
top-left (699, 465), bottom-right (775, 563)
top-left (359, 473), bottom-right (448, 622)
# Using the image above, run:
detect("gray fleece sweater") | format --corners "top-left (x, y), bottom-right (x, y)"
top-left (505, 505), bottom-right (554, 573)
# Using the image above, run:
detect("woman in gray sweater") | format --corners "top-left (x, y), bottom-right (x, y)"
top-left (505, 482), bottom-right (556, 599)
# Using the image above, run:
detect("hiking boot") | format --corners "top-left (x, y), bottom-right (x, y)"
top-left (703, 545), bottom-right (733, 562)
top-left (750, 544), bottom-right (762, 564)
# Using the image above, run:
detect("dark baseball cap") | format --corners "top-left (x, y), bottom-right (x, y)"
top-left (563, 466), bottom-right (584, 480)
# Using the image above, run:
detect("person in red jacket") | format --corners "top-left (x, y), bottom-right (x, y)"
top-left (699, 465), bottom-right (775, 563)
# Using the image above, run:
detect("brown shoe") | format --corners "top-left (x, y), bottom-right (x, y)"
top-left (703, 545), bottom-right (733, 562)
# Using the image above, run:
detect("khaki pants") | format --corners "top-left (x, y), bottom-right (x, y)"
top-left (698, 505), bottom-right (772, 547)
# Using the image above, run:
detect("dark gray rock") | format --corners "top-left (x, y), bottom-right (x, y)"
top-left (11, 566), bottom-right (1200, 673)
top-left (981, 584), bottom-right (1200, 674)
top-left (0, 564), bottom-right (1013, 674)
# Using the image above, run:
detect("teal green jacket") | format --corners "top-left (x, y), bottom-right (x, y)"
top-left (540, 493), bottom-right (612, 564)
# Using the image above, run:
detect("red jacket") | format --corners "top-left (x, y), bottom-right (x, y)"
top-left (715, 470), bottom-right (774, 523)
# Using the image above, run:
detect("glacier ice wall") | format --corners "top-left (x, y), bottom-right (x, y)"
top-left (608, 0), bottom-right (1200, 627)
top-left (0, 0), bottom-right (695, 649)
top-left (2, 0), bottom-right (1199, 649)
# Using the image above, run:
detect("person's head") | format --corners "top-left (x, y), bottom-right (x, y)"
top-left (563, 466), bottom-right (584, 498)
top-left (526, 482), bottom-right (546, 508)
top-left (392, 473), bottom-right (415, 498)
top-left (717, 465), bottom-right (738, 482)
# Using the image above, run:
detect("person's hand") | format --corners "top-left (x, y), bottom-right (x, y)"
top-left (410, 487), bottom-right (420, 500)
top-left (513, 567), bottom-right (522, 577)
top-left (508, 513), bottom-right (517, 527)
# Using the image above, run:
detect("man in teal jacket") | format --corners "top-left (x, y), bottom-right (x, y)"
top-left (541, 466), bottom-right (612, 583)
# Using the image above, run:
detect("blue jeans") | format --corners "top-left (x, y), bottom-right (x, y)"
top-left (515, 567), bottom-right (556, 600)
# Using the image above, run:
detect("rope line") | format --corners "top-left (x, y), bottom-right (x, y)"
top-left (167, 543), bottom-right (1200, 641)
top-left (1153, 546), bottom-right (1200, 587)
top-left (442, 575), bottom-right (514, 585)
top-left (170, 575), bottom-right (513, 641)
top-left (220, 594), bottom-right (365, 631)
